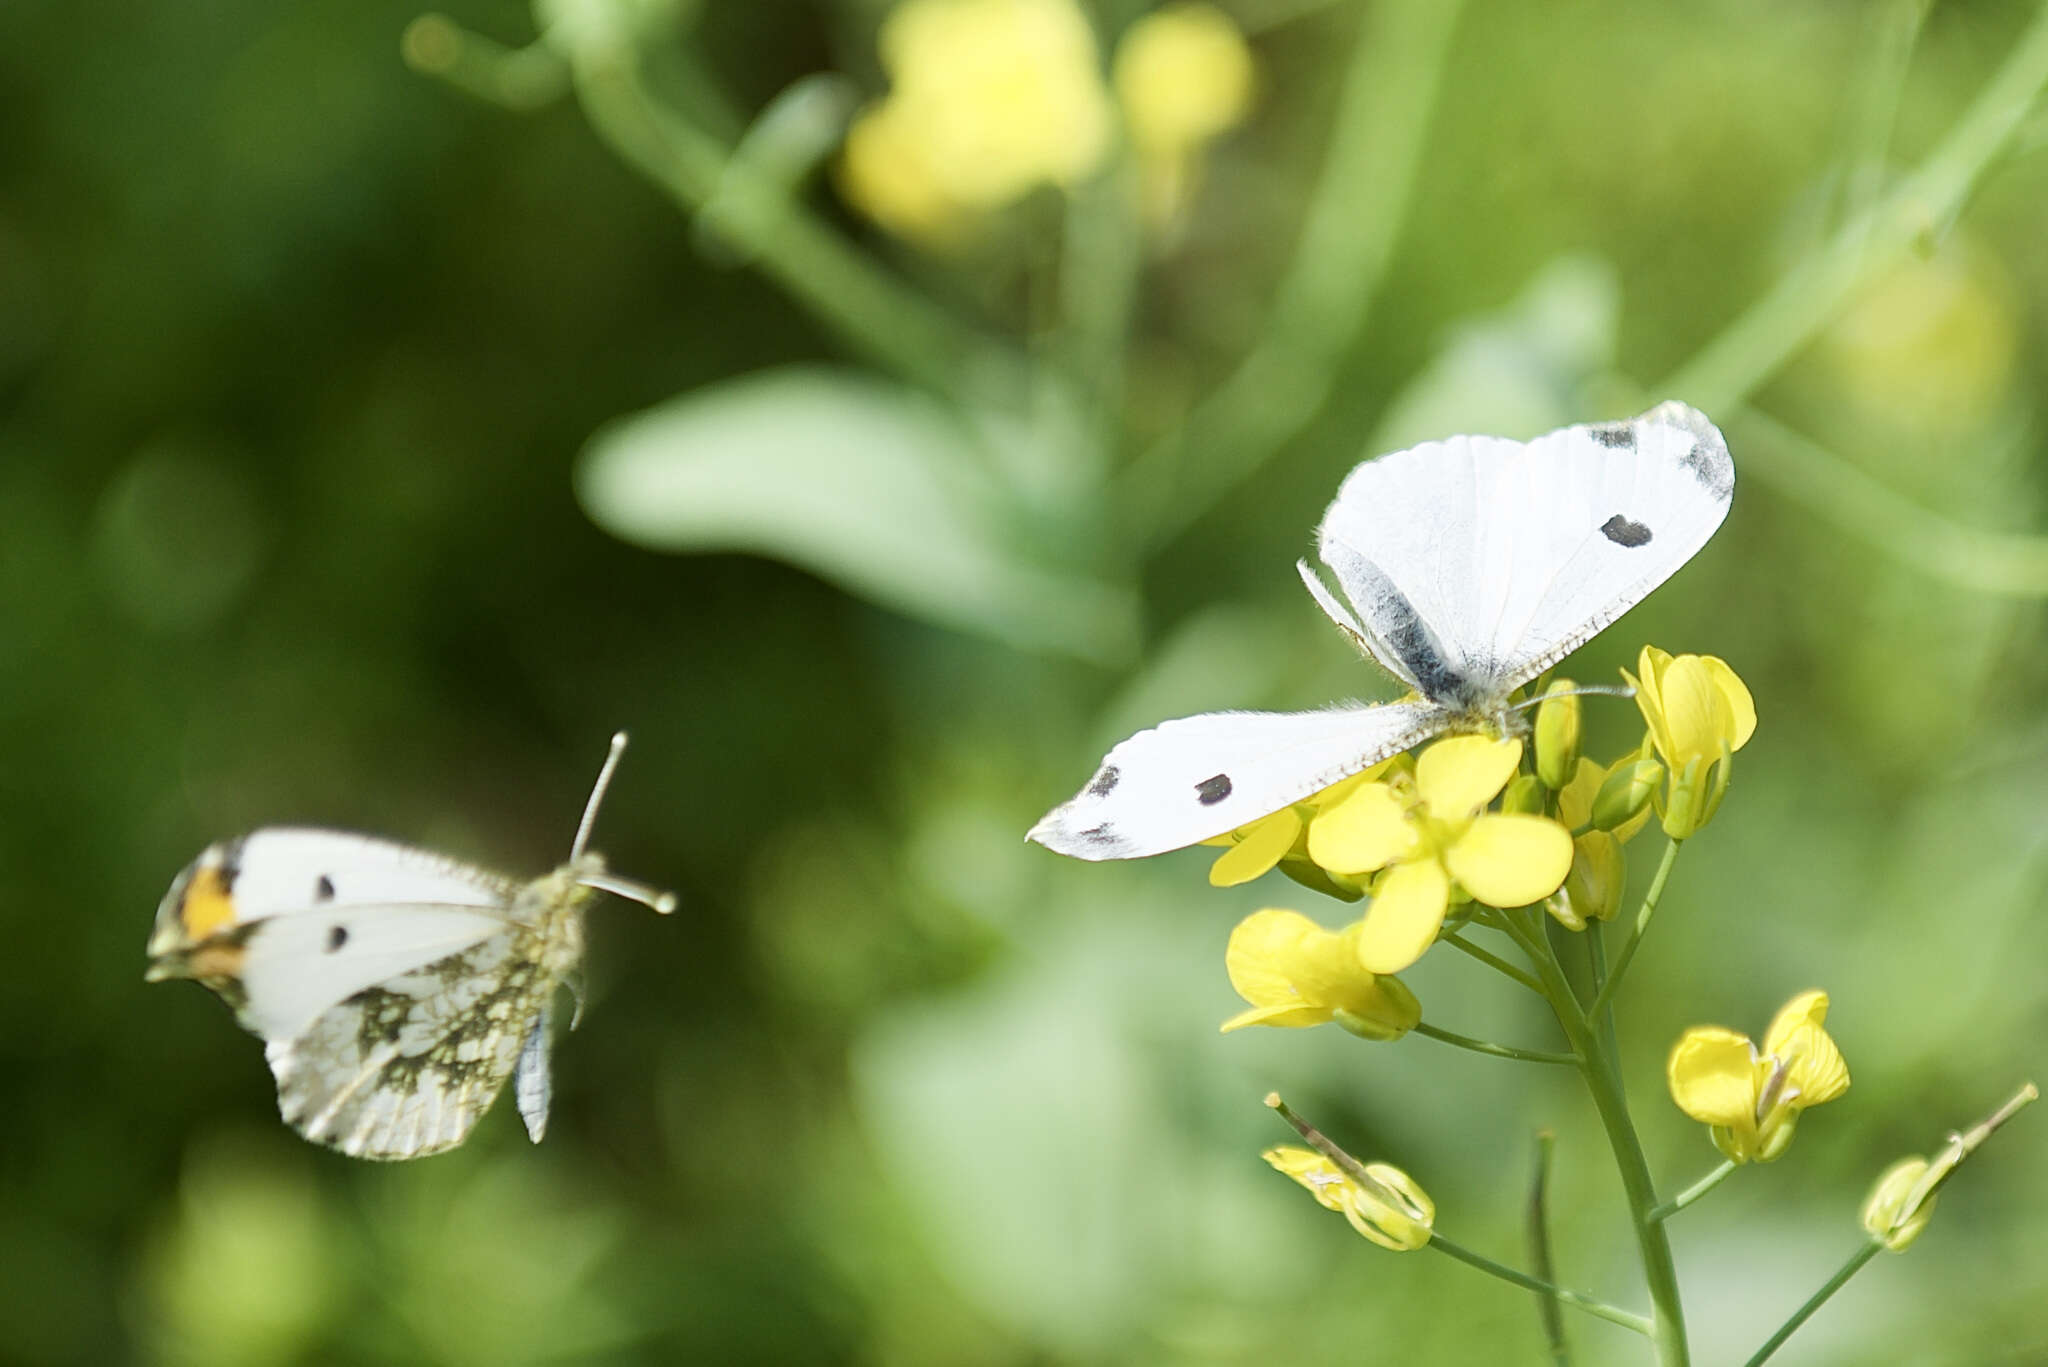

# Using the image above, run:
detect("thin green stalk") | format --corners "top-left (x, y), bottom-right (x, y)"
top-left (1651, 1160), bottom-right (1738, 1222)
top-left (1589, 838), bottom-right (1682, 1020)
top-left (1527, 935), bottom-right (1689, 1365)
top-left (1441, 929), bottom-right (1546, 994)
top-left (1527, 1131), bottom-right (1572, 1366)
top-left (1428, 1234), bottom-right (1653, 1338)
top-left (565, 51), bottom-right (1022, 405)
top-left (1413, 1021), bottom-right (1575, 1066)
top-left (1657, 0), bottom-right (2048, 414)
top-left (1122, 0), bottom-right (1468, 545)
top-left (1741, 1241), bottom-right (1883, 1367)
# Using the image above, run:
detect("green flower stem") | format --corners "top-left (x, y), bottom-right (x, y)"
top-left (1656, 0), bottom-right (2048, 416)
top-left (1589, 838), bottom-right (1682, 1020)
top-left (1413, 1021), bottom-right (1576, 1066)
top-left (1527, 935), bottom-right (1690, 1365)
top-left (1741, 1241), bottom-right (1884, 1367)
top-left (1121, 0), bottom-right (1468, 546)
top-left (1527, 1131), bottom-right (1572, 1366)
top-left (1428, 1235), bottom-right (1653, 1338)
top-left (1441, 929), bottom-right (1546, 994)
top-left (1650, 1160), bottom-right (1739, 1222)
top-left (563, 48), bottom-right (1023, 405)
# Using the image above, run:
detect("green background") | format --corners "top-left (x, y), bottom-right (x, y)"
top-left (3, 1), bottom-right (2045, 1363)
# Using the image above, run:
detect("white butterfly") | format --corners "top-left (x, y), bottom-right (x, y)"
top-left (1030, 402), bottom-right (1734, 860)
top-left (145, 733), bottom-right (675, 1160)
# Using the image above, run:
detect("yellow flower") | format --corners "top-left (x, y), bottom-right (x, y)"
top-left (1221, 908), bottom-right (1419, 1039)
top-left (1111, 3), bottom-right (1254, 223)
top-left (1306, 737), bottom-right (1572, 972)
top-left (839, 0), bottom-right (1114, 240)
top-left (1666, 989), bottom-right (1850, 1163)
top-left (1623, 646), bottom-right (1755, 840)
top-left (1262, 1146), bottom-right (1433, 1251)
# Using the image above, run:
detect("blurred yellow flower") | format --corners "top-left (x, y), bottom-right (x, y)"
top-left (1623, 646), bottom-right (1755, 839)
top-left (1307, 737), bottom-right (1572, 972)
top-left (1263, 1146), bottom-right (1434, 1251)
top-left (1822, 242), bottom-right (2018, 435)
top-left (1112, 3), bottom-right (1255, 225)
top-left (1666, 989), bottom-right (1849, 1164)
top-left (1221, 908), bottom-right (1419, 1039)
top-left (840, 0), bottom-right (1114, 240)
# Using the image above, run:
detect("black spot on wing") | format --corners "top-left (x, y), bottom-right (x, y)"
top-left (314, 874), bottom-right (336, 903)
top-left (326, 924), bottom-right (349, 952)
top-left (215, 835), bottom-right (247, 895)
top-left (1681, 440), bottom-right (1734, 501)
top-left (1078, 824), bottom-right (1135, 856)
top-left (1086, 765), bottom-right (1120, 797)
top-left (1195, 774), bottom-right (1233, 805)
top-left (1600, 514), bottom-right (1653, 548)
top-left (1588, 423), bottom-right (1635, 450)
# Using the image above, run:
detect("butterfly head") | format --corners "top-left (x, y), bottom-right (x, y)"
top-left (145, 837), bottom-right (254, 989)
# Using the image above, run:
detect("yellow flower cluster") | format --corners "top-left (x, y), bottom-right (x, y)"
top-left (1214, 647), bottom-right (1755, 1032)
top-left (839, 0), bottom-right (1254, 241)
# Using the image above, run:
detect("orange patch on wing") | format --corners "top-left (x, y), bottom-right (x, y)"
top-left (186, 940), bottom-right (247, 982)
top-left (179, 867), bottom-right (239, 939)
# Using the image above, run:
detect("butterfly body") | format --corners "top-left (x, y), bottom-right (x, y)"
top-left (147, 736), bottom-right (673, 1160)
top-left (1031, 403), bottom-right (1733, 861)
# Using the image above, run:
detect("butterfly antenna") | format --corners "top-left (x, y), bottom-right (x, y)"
top-left (1509, 683), bottom-right (1637, 713)
top-left (572, 731), bottom-right (631, 862)
top-left (570, 732), bottom-right (679, 914)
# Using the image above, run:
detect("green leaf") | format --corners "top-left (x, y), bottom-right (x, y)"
top-left (576, 366), bottom-right (1136, 662)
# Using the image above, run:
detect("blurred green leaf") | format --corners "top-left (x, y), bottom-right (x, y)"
top-left (576, 365), bottom-right (1138, 662)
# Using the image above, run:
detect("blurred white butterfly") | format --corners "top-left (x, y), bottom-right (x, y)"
top-left (146, 733), bottom-right (675, 1160)
top-left (1030, 402), bottom-right (1734, 860)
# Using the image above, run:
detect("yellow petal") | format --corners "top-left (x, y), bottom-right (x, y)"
top-left (1307, 782), bottom-right (1414, 875)
top-left (1224, 908), bottom-right (1326, 1007)
top-left (1701, 656), bottom-right (1757, 751)
top-left (1778, 1022), bottom-right (1851, 1108)
top-left (1556, 756), bottom-right (1603, 829)
top-left (1444, 814), bottom-right (1573, 908)
top-left (1209, 807), bottom-right (1304, 887)
top-left (1354, 859), bottom-right (1450, 973)
top-left (1261, 1146), bottom-right (1350, 1212)
top-left (1221, 1001), bottom-right (1332, 1032)
top-left (1339, 1162), bottom-right (1436, 1252)
top-left (1666, 1026), bottom-right (1760, 1127)
top-left (1761, 989), bottom-right (1830, 1056)
top-left (1415, 736), bottom-right (1523, 817)
top-left (1562, 830), bottom-right (1625, 924)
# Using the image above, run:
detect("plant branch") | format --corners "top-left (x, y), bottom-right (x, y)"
top-left (1589, 838), bottom-right (1681, 1020)
top-left (1428, 1235), bottom-right (1652, 1338)
top-left (1413, 1021), bottom-right (1575, 1066)
top-left (1650, 1160), bottom-right (1739, 1222)
top-left (1527, 1130), bottom-right (1571, 1364)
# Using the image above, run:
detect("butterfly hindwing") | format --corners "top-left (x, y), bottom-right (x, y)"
top-left (1029, 701), bottom-right (1449, 860)
top-left (266, 926), bottom-right (551, 1159)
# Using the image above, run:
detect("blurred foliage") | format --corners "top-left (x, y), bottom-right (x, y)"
top-left (4, 0), bottom-right (2048, 1363)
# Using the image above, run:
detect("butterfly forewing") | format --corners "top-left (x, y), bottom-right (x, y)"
top-left (1320, 402), bottom-right (1732, 704)
top-left (1029, 701), bottom-right (1448, 860)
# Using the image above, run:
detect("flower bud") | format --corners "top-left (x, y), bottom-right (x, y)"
top-left (1592, 759), bottom-right (1662, 832)
top-left (1562, 831), bottom-right (1625, 925)
top-left (1534, 680), bottom-right (1582, 790)
top-left (1332, 974), bottom-right (1421, 1041)
top-left (1861, 1157), bottom-right (1937, 1252)
top-left (1500, 773), bottom-right (1546, 816)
